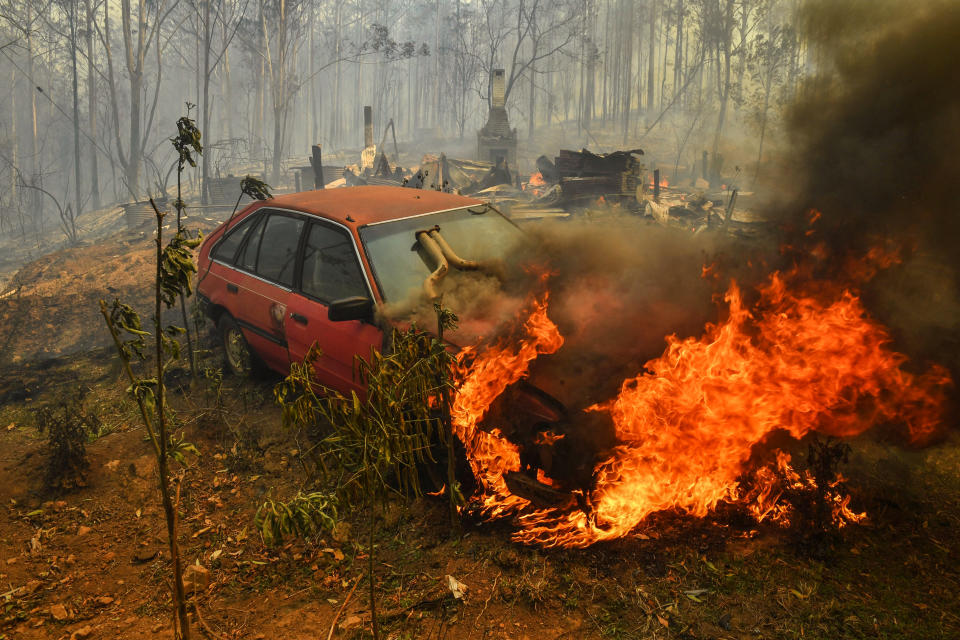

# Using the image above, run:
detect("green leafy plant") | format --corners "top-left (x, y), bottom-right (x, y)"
top-left (35, 387), bottom-right (100, 493)
top-left (220, 174), bottom-right (273, 234)
top-left (100, 121), bottom-right (204, 637)
top-left (202, 366), bottom-right (225, 418)
top-left (255, 491), bottom-right (339, 546)
top-left (273, 321), bottom-right (457, 640)
top-left (170, 114), bottom-right (203, 231)
top-left (239, 174), bottom-right (272, 203)
top-left (433, 302), bottom-right (464, 527)
top-left (169, 113), bottom-right (203, 379)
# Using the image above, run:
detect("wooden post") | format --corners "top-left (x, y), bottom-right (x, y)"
top-left (310, 144), bottom-right (324, 189)
top-left (363, 106), bottom-right (373, 148)
top-left (724, 189), bottom-right (738, 224)
top-left (653, 168), bottom-right (660, 203)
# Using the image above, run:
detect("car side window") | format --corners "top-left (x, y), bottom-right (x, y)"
top-left (300, 223), bottom-right (368, 303)
top-left (255, 214), bottom-right (304, 287)
top-left (211, 212), bottom-right (260, 264)
top-left (237, 213), bottom-right (267, 273)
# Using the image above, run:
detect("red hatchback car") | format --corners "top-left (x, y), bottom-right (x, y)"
top-left (196, 187), bottom-right (562, 431)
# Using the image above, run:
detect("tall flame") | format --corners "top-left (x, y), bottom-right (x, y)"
top-left (450, 257), bottom-right (951, 548)
top-left (450, 294), bottom-right (564, 518)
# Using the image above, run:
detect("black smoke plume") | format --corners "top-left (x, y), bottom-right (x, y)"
top-left (779, 0), bottom-right (960, 387)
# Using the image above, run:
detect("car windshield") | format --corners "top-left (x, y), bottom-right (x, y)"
top-left (359, 205), bottom-right (524, 303)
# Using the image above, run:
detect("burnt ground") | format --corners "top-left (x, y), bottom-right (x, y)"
top-left (1, 233), bottom-right (959, 640)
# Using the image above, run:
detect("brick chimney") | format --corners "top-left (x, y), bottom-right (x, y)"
top-left (477, 68), bottom-right (517, 168)
top-left (491, 69), bottom-right (505, 108)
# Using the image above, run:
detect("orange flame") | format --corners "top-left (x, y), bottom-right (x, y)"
top-left (450, 294), bottom-right (564, 518)
top-left (451, 260), bottom-right (951, 547)
top-left (746, 451), bottom-right (866, 528)
top-left (649, 174), bottom-right (670, 188)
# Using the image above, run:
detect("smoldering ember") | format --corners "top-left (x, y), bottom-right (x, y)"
top-left (0, 1), bottom-right (958, 639)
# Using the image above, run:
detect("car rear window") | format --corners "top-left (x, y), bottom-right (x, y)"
top-left (211, 212), bottom-right (260, 264)
top-left (238, 214), bottom-right (267, 272)
top-left (300, 223), bottom-right (368, 303)
top-left (256, 214), bottom-right (304, 287)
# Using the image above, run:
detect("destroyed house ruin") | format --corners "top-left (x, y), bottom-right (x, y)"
top-left (477, 69), bottom-right (517, 169)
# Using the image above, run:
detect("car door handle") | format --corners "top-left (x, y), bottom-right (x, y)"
top-left (226, 283), bottom-right (238, 294)
top-left (290, 313), bottom-right (308, 325)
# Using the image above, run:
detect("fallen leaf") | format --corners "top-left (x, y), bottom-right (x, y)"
top-left (446, 575), bottom-right (468, 600)
top-left (210, 549), bottom-right (223, 561)
top-left (132, 549), bottom-right (158, 564)
top-left (70, 625), bottom-right (93, 639)
top-left (183, 564), bottom-right (210, 594)
top-left (50, 603), bottom-right (69, 621)
top-left (135, 509), bottom-right (142, 519)
top-left (331, 522), bottom-right (351, 543)
top-left (339, 615), bottom-right (364, 631)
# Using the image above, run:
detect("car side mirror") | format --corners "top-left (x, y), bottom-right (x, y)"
top-left (328, 296), bottom-right (374, 322)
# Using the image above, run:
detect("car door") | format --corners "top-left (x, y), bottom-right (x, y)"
top-left (285, 219), bottom-right (383, 395)
top-left (231, 210), bottom-right (305, 372)
top-left (203, 209), bottom-right (263, 315)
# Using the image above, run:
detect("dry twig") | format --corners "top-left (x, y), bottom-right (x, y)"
top-left (474, 571), bottom-right (501, 627)
top-left (326, 576), bottom-right (362, 640)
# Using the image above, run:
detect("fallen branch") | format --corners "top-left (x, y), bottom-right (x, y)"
top-left (327, 576), bottom-right (361, 640)
top-left (474, 571), bottom-right (501, 626)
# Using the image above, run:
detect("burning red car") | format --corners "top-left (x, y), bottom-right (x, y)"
top-left (196, 184), bottom-right (564, 432)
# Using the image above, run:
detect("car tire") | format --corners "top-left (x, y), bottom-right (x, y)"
top-left (218, 314), bottom-right (254, 377)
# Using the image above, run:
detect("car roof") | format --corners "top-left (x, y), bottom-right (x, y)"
top-left (257, 185), bottom-right (486, 228)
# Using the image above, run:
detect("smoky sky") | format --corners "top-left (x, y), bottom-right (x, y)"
top-left (784, 1), bottom-right (960, 252)
top-left (777, 0), bottom-right (960, 388)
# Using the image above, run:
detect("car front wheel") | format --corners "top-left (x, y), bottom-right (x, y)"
top-left (219, 315), bottom-right (252, 377)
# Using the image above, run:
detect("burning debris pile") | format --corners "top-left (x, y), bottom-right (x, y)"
top-left (448, 243), bottom-right (951, 548)
top-left (531, 148), bottom-right (645, 207)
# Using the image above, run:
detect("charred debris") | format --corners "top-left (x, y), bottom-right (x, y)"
top-left (289, 106), bottom-right (753, 236)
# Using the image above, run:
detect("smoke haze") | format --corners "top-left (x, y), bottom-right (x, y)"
top-left (779, 0), bottom-right (960, 391)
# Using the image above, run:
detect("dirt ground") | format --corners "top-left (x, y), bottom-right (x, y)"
top-left (1, 224), bottom-right (959, 640)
